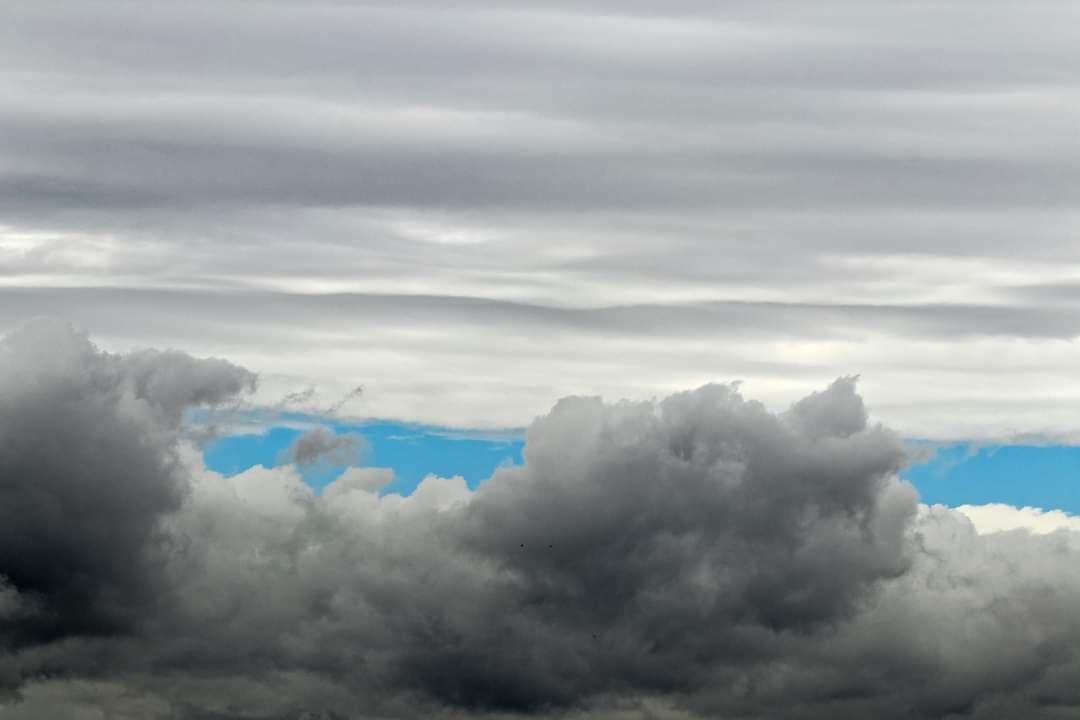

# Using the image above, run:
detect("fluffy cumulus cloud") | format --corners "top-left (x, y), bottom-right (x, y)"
top-left (0, 320), bottom-right (255, 656)
top-left (0, 323), bottom-right (1079, 719)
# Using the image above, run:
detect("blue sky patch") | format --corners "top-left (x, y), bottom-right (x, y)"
top-left (201, 415), bottom-right (524, 495)
top-left (200, 415), bottom-right (1080, 512)
top-left (903, 442), bottom-right (1080, 514)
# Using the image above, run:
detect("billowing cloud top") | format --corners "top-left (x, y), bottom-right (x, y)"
top-left (0, 320), bottom-right (255, 648)
top-left (2, 322), bottom-right (1080, 719)
top-left (5, 1), bottom-right (1080, 438)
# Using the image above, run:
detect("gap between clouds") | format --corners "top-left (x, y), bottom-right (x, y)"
top-left (199, 413), bottom-right (1080, 516)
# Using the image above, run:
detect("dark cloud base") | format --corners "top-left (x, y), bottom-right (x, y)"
top-left (0, 321), bottom-right (1078, 719)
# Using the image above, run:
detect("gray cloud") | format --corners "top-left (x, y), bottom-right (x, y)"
top-left (3, 325), bottom-right (1080, 718)
top-left (4, 0), bottom-right (1080, 438)
top-left (406, 379), bottom-right (913, 712)
top-left (4, 285), bottom-right (1080, 439)
top-left (0, 320), bottom-right (254, 655)
top-left (3, 1), bottom-right (1078, 217)
top-left (5, 0), bottom-right (1080, 709)
top-left (285, 427), bottom-right (364, 467)
top-left (0, 287), bottom-right (1077, 346)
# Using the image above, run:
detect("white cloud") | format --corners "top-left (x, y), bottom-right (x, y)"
top-left (955, 503), bottom-right (1080, 535)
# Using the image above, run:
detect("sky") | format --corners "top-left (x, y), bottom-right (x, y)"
top-left (4, 1), bottom-right (1080, 719)
top-left (200, 417), bottom-right (1080, 514)
top-left (6, 0), bottom-right (1080, 437)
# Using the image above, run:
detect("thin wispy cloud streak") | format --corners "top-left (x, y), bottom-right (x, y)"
top-left (1, 322), bottom-right (1078, 719)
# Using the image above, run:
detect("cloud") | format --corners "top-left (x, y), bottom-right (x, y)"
top-left (4, 324), bottom-right (1080, 718)
top-left (420, 381), bottom-right (913, 712)
top-left (0, 319), bottom-right (254, 656)
top-left (322, 467), bottom-right (395, 496)
top-left (4, 0), bottom-right (1080, 440)
top-left (811, 506), bottom-right (1080, 719)
top-left (284, 427), bottom-right (364, 468)
top-left (955, 503), bottom-right (1080, 535)
top-left (6, 285), bottom-right (1080, 439)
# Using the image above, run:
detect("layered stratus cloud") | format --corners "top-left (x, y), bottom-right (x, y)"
top-left (6, 1), bottom-right (1080, 436)
top-left (2, 322), bottom-right (1080, 719)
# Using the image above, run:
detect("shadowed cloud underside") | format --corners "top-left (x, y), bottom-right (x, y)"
top-left (1, 322), bottom-right (1079, 719)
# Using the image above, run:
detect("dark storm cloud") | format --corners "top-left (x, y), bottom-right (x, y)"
top-left (402, 377), bottom-right (913, 712)
top-left (4, 325), bottom-right (1080, 718)
top-left (0, 320), bottom-right (254, 655)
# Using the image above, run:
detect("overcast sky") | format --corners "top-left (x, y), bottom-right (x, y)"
top-left (6, 0), bottom-right (1080, 436)
top-left (9, 3), bottom-right (1080, 719)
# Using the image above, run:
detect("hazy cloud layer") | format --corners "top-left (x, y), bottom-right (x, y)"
top-left (3, 323), bottom-right (1080, 718)
top-left (5, 1), bottom-right (1080, 437)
